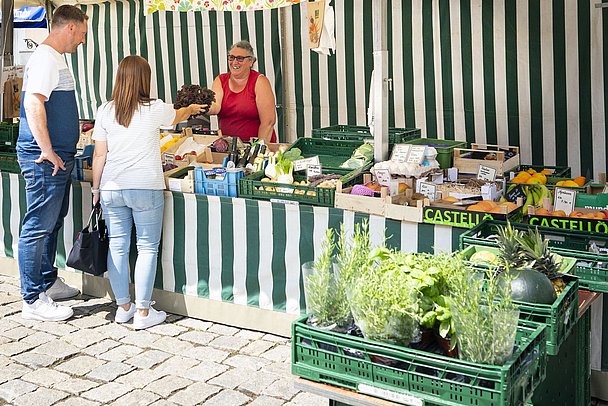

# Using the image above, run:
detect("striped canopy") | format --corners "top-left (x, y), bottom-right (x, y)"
top-left (145, 0), bottom-right (301, 14)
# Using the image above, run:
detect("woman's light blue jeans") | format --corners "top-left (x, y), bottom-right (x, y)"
top-left (101, 189), bottom-right (164, 309)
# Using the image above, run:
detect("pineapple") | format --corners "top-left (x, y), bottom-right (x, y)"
top-left (496, 223), bottom-right (527, 270)
top-left (516, 227), bottom-right (560, 280)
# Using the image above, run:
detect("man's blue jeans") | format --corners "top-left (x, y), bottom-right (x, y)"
top-left (17, 156), bottom-right (75, 304)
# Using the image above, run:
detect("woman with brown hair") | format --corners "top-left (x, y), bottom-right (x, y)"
top-left (91, 56), bottom-right (205, 329)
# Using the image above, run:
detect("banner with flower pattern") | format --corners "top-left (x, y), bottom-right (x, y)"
top-left (145, 0), bottom-right (301, 14)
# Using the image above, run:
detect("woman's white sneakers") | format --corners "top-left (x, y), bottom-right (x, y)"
top-left (22, 292), bottom-right (73, 321)
top-left (115, 303), bottom-right (136, 323)
top-left (132, 304), bottom-right (166, 330)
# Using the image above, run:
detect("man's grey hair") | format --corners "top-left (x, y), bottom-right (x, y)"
top-left (230, 40), bottom-right (257, 63)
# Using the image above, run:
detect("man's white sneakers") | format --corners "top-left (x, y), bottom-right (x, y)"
top-left (133, 304), bottom-right (166, 330)
top-left (46, 277), bottom-right (80, 301)
top-left (22, 292), bottom-right (73, 321)
top-left (115, 303), bottom-right (136, 323)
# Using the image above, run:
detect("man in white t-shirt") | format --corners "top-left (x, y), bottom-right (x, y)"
top-left (17, 5), bottom-right (88, 322)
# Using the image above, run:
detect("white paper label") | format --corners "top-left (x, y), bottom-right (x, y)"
top-left (269, 198), bottom-right (299, 205)
top-left (407, 146), bottom-right (426, 164)
top-left (431, 172), bottom-right (444, 184)
top-left (553, 187), bottom-right (577, 215)
top-left (481, 183), bottom-right (498, 202)
top-left (164, 153), bottom-right (176, 165)
top-left (358, 383), bottom-right (424, 406)
top-left (478, 164), bottom-right (497, 181)
top-left (390, 144), bottom-right (412, 163)
top-left (418, 182), bottom-right (437, 202)
top-left (293, 156), bottom-right (320, 171)
top-left (168, 178), bottom-right (182, 192)
top-left (447, 167), bottom-right (458, 182)
top-left (602, 185), bottom-right (608, 194)
top-left (306, 164), bottom-right (322, 180)
top-left (375, 169), bottom-right (391, 187)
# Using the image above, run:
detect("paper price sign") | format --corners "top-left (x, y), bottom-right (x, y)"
top-left (374, 169), bottom-right (391, 186)
top-left (390, 144), bottom-right (411, 163)
top-left (306, 164), bottom-right (322, 180)
top-left (603, 185), bottom-right (608, 194)
top-left (418, 182), bottom-right (437, 202)
top-left (293, 156), bottom-right (320, 171)
top-left (553, 187), bottom-right (577, 215)
top-left (407, 146), bottom-right (426, 164)
top-left (477, 165), bottom-right (497, 181)
top-left (164, 153), bottom-right (176, 165)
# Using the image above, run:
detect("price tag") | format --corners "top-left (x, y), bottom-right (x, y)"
top-left (164, 153), bottom-right (176, 165)
top-left (374, 168), bottom-right (391, 187)
top-left (602, 185), bottom-right (608, 194)
top-left (477, 165), bottom-right (497, 181)
top-left (293, 156), bottom-right (320, 171)
top-left (390, 144), bottom-right (411, 163)
top-left (553, 187), bottom-right (577, 215)
top-left (407, 146), bottom-right (426, 164)
top-left (418, 182), bottom-right (437, 202)
top-left (306, 164), bottom-right (322, 180)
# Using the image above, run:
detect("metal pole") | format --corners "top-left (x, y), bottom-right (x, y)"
top-left (372, 0), bottom-right (388, 162)
top-left (1, 0), bottom-right (15, 122)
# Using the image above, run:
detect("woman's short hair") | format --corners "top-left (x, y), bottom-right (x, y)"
top-left (111, 56), bottom-right (153, 127)
top-left (230, 40), bottom-right (257, 64)
top-left (52, 5), bottom-right (88, 29)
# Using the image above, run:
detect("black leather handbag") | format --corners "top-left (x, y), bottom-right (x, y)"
top-left (66, 203), bottom-right (108, 276)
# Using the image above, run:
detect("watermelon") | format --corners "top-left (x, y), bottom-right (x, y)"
top-left (499, 268), bottom-right (556, 305)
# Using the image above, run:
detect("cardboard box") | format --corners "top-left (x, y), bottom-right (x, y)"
top-left (164, 166), bottom-right (195, 193)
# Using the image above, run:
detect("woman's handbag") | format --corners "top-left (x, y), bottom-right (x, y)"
top-left (66, 203), bottom-right (109, 276)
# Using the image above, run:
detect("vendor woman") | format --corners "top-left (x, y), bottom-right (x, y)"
top-left (207, 40), bottom-right (277, 143)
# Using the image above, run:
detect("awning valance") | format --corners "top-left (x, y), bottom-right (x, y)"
top-left (145, 0), bottom-right (301, 14)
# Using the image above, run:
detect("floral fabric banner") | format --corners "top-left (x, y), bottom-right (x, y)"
top-left (145, 0), bottom-right (301, 14)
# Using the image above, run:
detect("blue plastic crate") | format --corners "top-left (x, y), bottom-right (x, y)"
top-left (194, 167), bottom-right (243, 197)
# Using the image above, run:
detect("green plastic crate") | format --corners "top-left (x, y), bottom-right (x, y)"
top-left (311, 125), bottom-right (421, 145)
top-left (404, 138), bottom-right (468, 169)
top-left (238, 165), bottom-right (368, 207)
top-left (545, 176), bottom-right (591, 192)
top-left (0, 151), bottom-right (20, 173)
top-left (0, 122), bottom-right (19, 149)
top-left (460, 220), bottom-right (608, 293)
top-left (511, 165), bottom-right (571, 178)
top-left (292, 315), bottom-right (546, 406)
top-left (288, 138), bottom-right (369, 171)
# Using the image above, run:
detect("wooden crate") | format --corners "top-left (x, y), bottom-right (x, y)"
top-left (334, 174), bottom-right (389, 216)
top-left (453, 143), bottom-right (520, 176)
top-left (385, 197), bottom-right (426, 223)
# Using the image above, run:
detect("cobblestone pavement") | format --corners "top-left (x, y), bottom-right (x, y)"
top-left (0, 274), bottom-right (326, 406)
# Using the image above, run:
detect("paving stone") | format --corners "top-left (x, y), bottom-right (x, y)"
top-left (248, 396), bottom-right (286, 406)
top-left (0, 341), bottom-right (36, 356)
top-left (237, 371), bottom-right (279, 395)
top-left (90, 323), bottom-right (131, 340)
top-left (0, 337), bottom-right (10, 345)
top-left (112, 389), bottom-right (161, 406)
top-left (0, 326), bottom-right (31, 340)
top-left (0, 379), bottom-right (38, 402)
top-left (0, 354), bottom-right (11, 367)
top-left (261, 362), bottom-right (291, 377)
top-left (0, 302), bottom-right (21, 318)
top-left (144, 375), bottom-right (192, 397)
top-left (204, 389), bottom-right (251, 406)
top-left (182, 346), bottom-right (229, 363)
top-left (289, 391), bottom-right (329, 405)
top-left (240, 340), bottom-right (276, 356)
top-left (224, 354), bottom-right (272, 371)
top-left (235, 329), bottom-right (266, 341)
top-left (178, 330), bottom-right (216, 345)
top-left (208, 368), bottom-right (251, 389)
top-left (5, 314), bottom-right (42, 329)
top-left (98, 344), bottom-right (143, 362)
top-left (146, 323), bottom-right (188, 337)
top-left (0, 362), bottom-right (32, 384)
top-left (0, 318), bottom-right (18, 333)
top-left (67, 315), bottom-right (110, 329)
top-left (120, 330), bottom-right (161, 348)
top-left (32, 321), bottom-right (78, 337)
top-left (21, 368), bottom-right (70, 387)
top-left (149, 400), bottom-right (179, 406)
top-left (31, 340), bottom-right (79, 359)
top-left (55, 355), bottom-right (106, 377)
top-left (175, 318), bottom-right (212, 331)
top-left (12, 387), bottom-right (69, 406)
top-left (86, 361), bottom-right (135, 382)
top-left (81, 382), bottom-right (133, 403)
top-left (260, 345), bottom-right (291, 362)
top-left (208, 335), bottom-right (250, 351)
top-left (262, 334), bottom-right (290, 343)
top-left (0, 292), bottom-right (20, 305)
top-left (150, 336), bottom-right (194, 355)
top-left (20, 331), bottom-right (56, 346)
top-left (55, 397), bottom-right (100, 406)
top-left (52, 377), bottom-right (98, 395)
top-left (153, 356), bottom-right (199, 378)
top-left (207, 323), bottom-right (240, 336)
top-left (116, 369), bottom-right (164, 389)
top-left (167, 382), bottom-right (221, 406)
top-left (82, 339), bottom-right (121, 356)
top-left (125, 349), bottom-right (172, 369)
top-left (262, 379), bottom-right (299, 400)
top-left (61, 329), bottom-right (106, 348)
top-left (12, 351), bottom-right (57, 368)
top-left (177, 361), bottom-right (228, 382)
